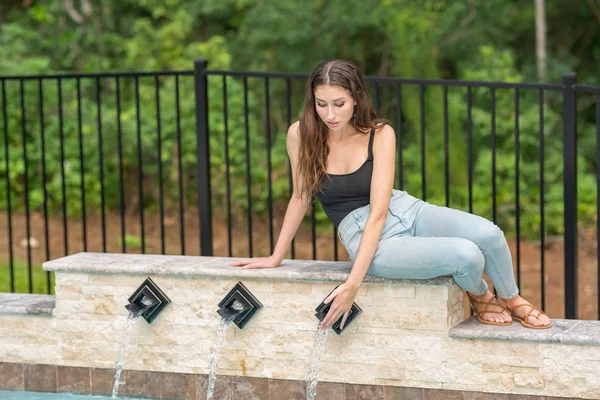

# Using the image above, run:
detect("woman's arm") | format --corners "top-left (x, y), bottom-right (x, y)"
top-left (320, 124), bottom-right (396, 329)
top-left (230, 122), bottom-right (311, 268)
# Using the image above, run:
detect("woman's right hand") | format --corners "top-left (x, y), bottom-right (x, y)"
top-left (229, 255), bottom-right (282, 269)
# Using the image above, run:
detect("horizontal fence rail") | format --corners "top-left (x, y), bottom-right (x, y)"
top-left (0, 60), bottom-right (599, 321)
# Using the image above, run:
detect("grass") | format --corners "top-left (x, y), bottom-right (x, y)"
top-left (0, 258), bottom-right (54, 294)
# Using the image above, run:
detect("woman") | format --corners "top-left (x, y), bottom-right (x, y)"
top-left (230, 59), bottom-right (551, 331)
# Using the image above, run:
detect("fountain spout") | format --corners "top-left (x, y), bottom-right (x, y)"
top-left (125, 277), bottom-right (171, 324)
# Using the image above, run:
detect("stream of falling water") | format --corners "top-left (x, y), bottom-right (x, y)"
top-left (206, 300), bottom-right (245, 400)
top-left (306, 325), bottom-right (329, 400)
top-left (111, 313), bottom-right (142, 400)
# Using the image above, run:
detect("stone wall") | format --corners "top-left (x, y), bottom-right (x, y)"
top-left (0, 252), bottom-right (599, 399)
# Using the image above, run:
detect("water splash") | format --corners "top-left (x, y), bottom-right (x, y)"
top-left (111, 313), bottom-right (142, 400)
top-left (306, 324), bottom-right (329, 400)
top-left (206, 300), bottom-right (245, 400)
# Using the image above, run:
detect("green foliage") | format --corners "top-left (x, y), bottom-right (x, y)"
top-left (0, 0), bottom-right (599, 242)
top-left (0, 258), bottom-right (52, 294)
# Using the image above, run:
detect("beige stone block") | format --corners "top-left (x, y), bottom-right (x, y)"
top-left (54, 284), bottom-right (83, 300)
top-left (405, 361), bottom-right (444, 382)
top-left (447, 309), bottom-right (465, 327)
top-left (310, 282), bottom-right (345, 296)
top-left (273, 281), bottom-right (309, 294)
top-left (173, 277), bottom-right (237, 292)
top-left (441, 382), bottom-right (503, 393)
top-left (264, 358), bottom-right (309, 380)
top-left (376, 378), bottom-right (442, 389)
top-left (54, 299), bottom-right (96, 315)
top-left (416, 286), bottom-right (447, 300)
top-left (237, 279), bottom-right (275, 294)
top-left (441, 361), bottom-right (483, 385)
top-left (514, 372), bottom-right (544, 389)
top-left (366, 284), bottom-right (416, 299)
top-left (448, 285), bottom-right (463, 306)
top-left (55, 273), bottom-right (89, 284)
top-left (88, 274), bottom-right (115, 286)
top-left (80, 285), bottom-right (116, 297)
top-left (318, 361), bottom-right (381, 384)
top-left (483, 371), bottom-right (515, 389)
top-left (482, 364), bottom-right (540, 374)
top-left (358, 307), bottom-right (448, 330)
top-left (61, 341), bottom-right (96, 362)
top-left (540, 343), bottom-right (600, 361)
top-left (343, 333), bottom-right (416, 351)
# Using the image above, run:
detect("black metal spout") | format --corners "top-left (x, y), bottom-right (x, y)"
top-left (125, 277), bottom-right (171, 324)
top-left (126, 295), bottom-right (159, 318)
top-left (315, 285), bottom-right (362, 335)
top-left (217, 282), bottom-right (262, 329)
top-left (217, 299), bottom-right (249, 322)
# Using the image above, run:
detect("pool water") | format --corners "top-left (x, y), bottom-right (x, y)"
top-left (0, 391), bottom-right (156, 399)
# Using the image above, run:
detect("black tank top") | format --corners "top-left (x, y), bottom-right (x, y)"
top-left (317, 129), bottom-right (375, 227)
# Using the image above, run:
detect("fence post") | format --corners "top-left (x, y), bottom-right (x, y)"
top-left (562, 72), bottom-right (577, 319)
top-left (194, 59), bottom-right (213, 256)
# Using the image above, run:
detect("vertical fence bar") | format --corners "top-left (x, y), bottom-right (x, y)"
top-left (222, 76), bottom-right (232, 257)
top-left (596, 92), bottom-right (600, 320)
top-left (155, 75), bottom-right (166, 254)
top-left (333, 225), bottom-right (339, 261)
top-left (175, 75), bottom-right (185, 255)
top-left (396, 83), bottom-right (403, 190)
top-left (38, 78), bottom-right (51, 292)
top-left (562, 72), bottom-right (578, 319)
top-left (58, 78), bottom-right (69, 255)
top-left (195, 60), bottom-right (213, 256)
top-left (467, 86), bottom-right (473, 213)
top-left (514, 88), bottom-right (521, 290)
top-left (243, 76), bottom-right (252, 257)
top-left (96, 77), bottom-right (106, 252)
top-left (539, 89), bottom-right (546, 311)
top-left (491, 88), bottom-right (497, 224)
top-left (265, 78), bottom-right (274, 254)
top-left (443, 85), bottom-right (449, 207)
top-left (20, 80), bottom-right (32, 292)
top-left (419, 84), bottom-right (426, 200)
top-left (115, 77), bottom-right (126, 253)
top-left (375, 83), bottom-right (380, 113)
top-left (1, 79), bottom-right (15, 292)
top-left (286, 78), bottom-right (296, 259)
top-left (76, 78), bottom-right (87, 252)
top-left (135, 76), bottom-right (146, 254)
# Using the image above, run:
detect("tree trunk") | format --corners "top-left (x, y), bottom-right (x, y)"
top-left (535, 0), bottom-right (547, 81)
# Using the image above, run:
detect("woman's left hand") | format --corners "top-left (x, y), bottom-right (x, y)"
top-left (320, 282), bottom-right (359, 330)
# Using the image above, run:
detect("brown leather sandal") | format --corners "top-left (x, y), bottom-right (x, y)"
top-left (466, 292), bottom-right (512, 326)
top-left (498, 300), bottom-right (552, 329)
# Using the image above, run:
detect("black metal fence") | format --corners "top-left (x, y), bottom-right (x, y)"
top-left (1, 59), bottom-right (599, 320)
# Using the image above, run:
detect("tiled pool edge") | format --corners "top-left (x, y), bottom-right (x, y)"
top-left (0, 362), bottom-right (578, 399)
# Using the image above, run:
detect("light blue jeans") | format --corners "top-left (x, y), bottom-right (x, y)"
top-left (337, 189), bottom-right (520, 299)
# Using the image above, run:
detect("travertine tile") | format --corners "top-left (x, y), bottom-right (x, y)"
top-left (24, 364), bottom-right (57, 392)
top-left (269, 378), bottom-right (305, 400)
top-left (346, 383), bottom-right (384, 400)
top-left (0, 362), bottom-right (24, 390)
top-left (57, 365), bottom-right (90, 394)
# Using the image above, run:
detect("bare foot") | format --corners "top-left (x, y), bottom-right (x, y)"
top-left (467, 290), bottom-right (512, 324)
top-left (500, 295), bottom-right (551, 328)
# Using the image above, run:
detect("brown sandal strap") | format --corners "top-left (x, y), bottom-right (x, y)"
top-left (507, 303), bottom-right (546, 322)
top-left (468, 294), bottom-right (508, 318)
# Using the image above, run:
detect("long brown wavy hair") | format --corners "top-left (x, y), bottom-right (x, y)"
top-left (297, 59), bottom-right (384, 203)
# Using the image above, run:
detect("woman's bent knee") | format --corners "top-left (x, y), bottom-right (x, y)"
top-left (454, 241), bottom-right (485, 276)
top-left (475, 221), bottom-right (505, 250)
